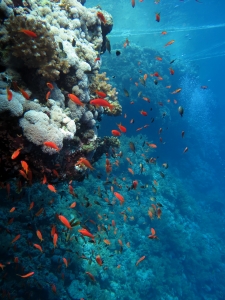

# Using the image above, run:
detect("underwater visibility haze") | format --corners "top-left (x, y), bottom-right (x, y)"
top-left (0, 0), bottom-right (225, 299)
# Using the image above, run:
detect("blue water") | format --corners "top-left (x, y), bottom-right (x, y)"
top-left (1, 1), bottom-right (225, 299)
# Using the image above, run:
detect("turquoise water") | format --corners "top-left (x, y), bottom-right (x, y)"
top-left (0, 0), bottom-right (225, 299)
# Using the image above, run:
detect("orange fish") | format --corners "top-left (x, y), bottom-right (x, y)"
top-left (131, 0), bottom-right (135, 7)
top-left (18, 86), bottom-right (30, 100)
top-left (36, 230), bottom-right (44, 242)
top-left (103, 239), bottom-right (111, 245)
top-left (62, 257), bottom-right (68, 268)
top-left (68, 94), bottom-right (84, 107)
top-left (46, 82), bottom-right (54, 90)
top-left (117, 123), bottom-right (127, 133)
top-left (118, 239), bottom-right (123, 246)
top-left (147, 143), bottom-right (157, 148)
top-left (35, 207), bottom-right (44, 217)
top-left (9, 207), bottom-right (16, 213)
top-left (161, 31), bottom-right (167, 35)
top-left (69, 202), bottom-right (76, 208)
top-left (46, 91), bottom-right (51, 101)
top-left (90, 98), bottom-right (114, 111)
top-left (78, 228), bottom-right (94, 239)
top-left (42, 174), bottom-right (47, 184)
top-left (11, 234), bottom-right (21, 244)
top-left (43, 141), bottom-right (60, 151)
top-left (128, 168), bottom-right (134, 175)
top-left (17, 272), bottom-right (34, 278)
top-left (58, 215), bottom-right (72, 230)
top-left (53, 233), bottom-right (58, 248)
top-left (111, 130), bottom-right (121, 137)
top-left (166, 85), bottom-right (171, 89)
top-left (86, 271), bottom-right (95, 281)
top-left (21, 161), bottom-right (29, 174)
top-left (6, 87), bottom-right (13, 101)
top-left (143, 97), bottom-right (150, 102)
top-left (95, 90), bottom-right (107, 98)
top-left (19, 29), bottom-right (37, 38)
top-left (96, 255), bottom-right (103, 266)
top-left (33, 243), bottom-right (43, 252)
top-left (136, 256), bottom-right (146, 266)
top-left (51, 225), bottom-right (56, 237)
top-left (143, 74), bottom-right (148, 81)
top-left (96, 11), bottom-right (106, 24)
top-left (11, 148), bottom-right (22, 160)
top-left (165, 40), bottom-right (175, 47)
top-left (76, 157), bottom-right (94, 170)
top-left (155, 56), bottom-right (162, 61)
top-left (48, 184), bottom-right (57, 193)
top-left (171, 88), bottom-right (182, 94)
top-left (114, 192), bottom-right (125, 205)
top-left (19, 169), bottom-right (28, 180)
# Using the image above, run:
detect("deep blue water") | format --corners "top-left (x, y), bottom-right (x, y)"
top-left (0, 1), bottom-right (225, 299)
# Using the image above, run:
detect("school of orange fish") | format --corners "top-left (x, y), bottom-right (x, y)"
top-left (0, 1), bottom-right (210, 299)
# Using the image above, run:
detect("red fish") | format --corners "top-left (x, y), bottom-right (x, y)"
top-left (43, 141), bottom-right (60, 151)
top-left (155, 13), bottom-right (160, 22)
top-left (140, 110), bottom-right (148, 116)
top-left (90, 99), bottom-right (114, 111)
top-left (58, 215), bottom-right (72, 230)
top-left (19, 29), bottom-right (37, 38)
top-left (46, 82), bottom-right (54, 90)
top-left (68, 94), bottom-right (84, 107)
top-left (6, 87), bottom-right (13, 101)
top-left (117, 123), bottom-right (127, 133)
top-left (96, 255), bottom-right (103, 266)
top-left (46, 91), bottom-right (51, 101)
top-left (111, 130), bottom-right (121, 136)
top-left (95, 90), bottom-right (107, 98)
top-left (169, 68), bottom-right (175, 75)
top-left (97, 12), bottom-right (106, 24)
top-left (86, 271), bottom-right (95, 281)
top-left (78, 228), bottom-right (94, 239)
top-left (131, 0), bottom-right (135, 7)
